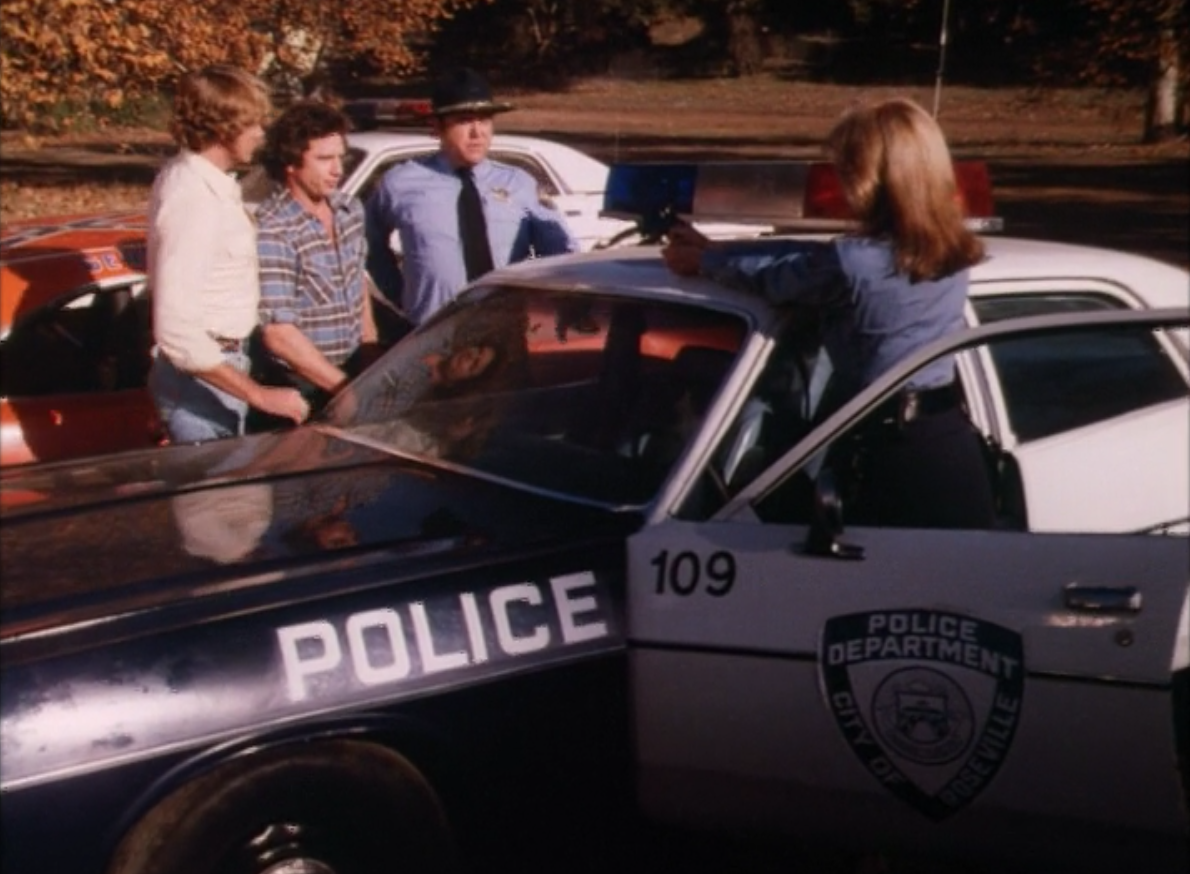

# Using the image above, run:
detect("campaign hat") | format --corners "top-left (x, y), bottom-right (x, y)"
top-left (430, 68), bottom-right (514, 116)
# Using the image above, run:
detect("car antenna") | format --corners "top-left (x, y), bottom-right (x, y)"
top-left (932, 0), bottom-right (952, 118)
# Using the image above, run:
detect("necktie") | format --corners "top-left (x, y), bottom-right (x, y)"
top-left (457, 167), bottom-right (494, 281)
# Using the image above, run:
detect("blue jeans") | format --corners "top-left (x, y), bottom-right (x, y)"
top-left (148, 350), bottom-right (251, 444)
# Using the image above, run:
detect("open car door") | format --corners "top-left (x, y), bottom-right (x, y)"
top-left (627, 308), bottom-right (1190, 873)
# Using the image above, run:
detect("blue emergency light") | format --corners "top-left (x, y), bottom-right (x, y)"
top-left (601, 160), bottom-right (1001, 235)
top-left (601, 164), bottom-right (699, 239)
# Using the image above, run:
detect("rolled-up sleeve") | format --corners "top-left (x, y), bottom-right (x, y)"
top-left (701, 238), bottom-right (851, 308)
top-left (257, 228), bottom-right (300, 325)
top-left (150, 172), bottom-right (225, 371)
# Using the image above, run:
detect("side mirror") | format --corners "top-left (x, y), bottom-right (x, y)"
top-left (801, 468), bottom-right (865, 560)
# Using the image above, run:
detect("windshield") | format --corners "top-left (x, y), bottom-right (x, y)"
top-left (322, 286), bottom-right (748, 508)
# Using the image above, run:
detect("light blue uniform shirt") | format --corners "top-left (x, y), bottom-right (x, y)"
top-left (365, 153), bottom-right (578, 325)
top-left (702, 236), bottom-right (969, 400)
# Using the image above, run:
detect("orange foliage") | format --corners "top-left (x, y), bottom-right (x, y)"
top-left (1, 0), bottom-right (489, 131)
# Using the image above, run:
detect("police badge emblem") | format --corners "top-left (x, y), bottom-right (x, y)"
top-left (819, 609), bottom-right (1025, 820)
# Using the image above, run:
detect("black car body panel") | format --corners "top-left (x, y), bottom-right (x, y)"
top-left (1, 428), bottom-right (639, 873)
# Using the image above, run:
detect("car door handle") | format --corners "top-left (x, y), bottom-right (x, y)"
top-left (1063, 583), bottom-right (1142, 614)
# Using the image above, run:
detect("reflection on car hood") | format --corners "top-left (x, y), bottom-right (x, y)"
top-left (0, 427), bottom-right (636, 636)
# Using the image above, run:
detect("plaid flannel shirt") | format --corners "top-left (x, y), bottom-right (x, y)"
top-left (257, 188), bottom-right (368, 366)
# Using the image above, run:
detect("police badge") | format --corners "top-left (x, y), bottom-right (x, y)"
top-left (819, 609), bottom-right (1025, 820)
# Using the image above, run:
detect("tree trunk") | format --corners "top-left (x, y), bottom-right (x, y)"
top-left (727, 4), bottom-right (764, 76)
top-left (1143, 26), bottom-right (1182, 142)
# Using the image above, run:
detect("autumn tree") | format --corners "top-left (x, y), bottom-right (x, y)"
top-left (1067, 0), bottom-right (1188, 141)
top-left (0, 0), bottom-right (489, 131)
top-left (857, 0), bottom-right (1188, 139)
top-left (0, 0), bottom-right (268, 129)
top-left (242, 0), bottom-right (491, 100)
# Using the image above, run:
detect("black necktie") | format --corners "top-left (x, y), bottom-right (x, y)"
top-left (457, 167), bottom-right (494, 281)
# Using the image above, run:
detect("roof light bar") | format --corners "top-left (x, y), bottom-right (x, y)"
top-left (602, 160), bottom-right (1003, 234)
top-left (343, 98), bottom-right (432, 131)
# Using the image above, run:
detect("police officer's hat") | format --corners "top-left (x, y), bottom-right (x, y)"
top-left (430, 68), bottom-right (514, 117)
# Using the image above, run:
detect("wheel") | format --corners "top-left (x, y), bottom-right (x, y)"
top-left (108, 740), bottom-right (456, 874)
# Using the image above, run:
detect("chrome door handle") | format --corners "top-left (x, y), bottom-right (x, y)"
top-left (1063, 583), bottom-right (1142, 614)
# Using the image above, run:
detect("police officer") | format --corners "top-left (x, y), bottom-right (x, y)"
top-left (364, 68), bottom-right (578, 326)
top-left (664, 98), bottom-right (996, 530)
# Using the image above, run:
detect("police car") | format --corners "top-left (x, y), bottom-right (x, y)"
top-left (241, 129), bottom-right (761, 252)
top-left (1, 163), bottom-right (1187, 874)
top-left (0, 214), bottom-right (160, 467)
top-left (0, 134), bottom-right (752, 468)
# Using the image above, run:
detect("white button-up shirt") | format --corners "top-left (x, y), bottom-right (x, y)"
top-left (148, 150), bottom-right (259, 372)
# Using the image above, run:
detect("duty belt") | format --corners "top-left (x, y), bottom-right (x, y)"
top-left (874, 382), bottom-right (962, 429)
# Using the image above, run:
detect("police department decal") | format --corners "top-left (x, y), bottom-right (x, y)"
top-left (819, 609), bottom-right (1024, 820)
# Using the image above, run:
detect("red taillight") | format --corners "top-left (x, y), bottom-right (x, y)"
top-left (803, 160), bottom-right (995, 220)
top-left (804, 163), bottom-right (850, 221)
top-left (393, 99), bottom-right (432, 118)
top-left (953, 161), bottom-right (994, 218)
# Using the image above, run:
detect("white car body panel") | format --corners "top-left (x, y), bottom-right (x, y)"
top-left (1013, 400), bottom-right (1189, 533)
top-left (623, 314), bottom-right (1189, 871)
top-left (418, 227), bottom-right (1190, 871)
top-left (476, 234), bottom-right (1190, 868)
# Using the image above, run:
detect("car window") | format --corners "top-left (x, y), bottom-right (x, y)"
top-left (678, 312), bottom-right (824, 520)
top-left (1, 281), bottom-right (152, 397)
top-left (324, 286), bottom-right (747, 507)
top-left (745, 321), bottom-right (1188, 534)
top-left (973, 293), bottom-right (1186, 441)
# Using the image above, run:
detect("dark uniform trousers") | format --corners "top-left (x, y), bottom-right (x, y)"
top-left (842, 384), bottom-right (998, 530)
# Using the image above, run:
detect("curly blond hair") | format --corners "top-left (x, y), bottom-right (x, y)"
top-left (169, 65), bottom-right (271, 152)
top-left (827, 98), bottom-right (984, 282)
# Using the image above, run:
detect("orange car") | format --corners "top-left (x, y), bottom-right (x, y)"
top-left (0, 213), bottom-right (163, 466)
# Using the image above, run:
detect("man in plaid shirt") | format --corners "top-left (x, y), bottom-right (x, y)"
top-left (252, 100), bottom-right (382, 429)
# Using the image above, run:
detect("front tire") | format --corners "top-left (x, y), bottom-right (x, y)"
top-left (108, 740), bottom-right (455, 874)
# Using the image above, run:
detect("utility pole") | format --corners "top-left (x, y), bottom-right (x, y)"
top-left (932, 0), bottom-right (952, 118)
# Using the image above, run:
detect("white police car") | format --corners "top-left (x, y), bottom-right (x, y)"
top-left (241, 129), bottom-right (760, 252)
top-left (1, 162), bottom-right (1186, 874)
top-left (435, 162), bottom-right (1188, 872)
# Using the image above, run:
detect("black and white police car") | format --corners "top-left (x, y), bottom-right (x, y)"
top-left (1, 164), bottom-right (1187, 874)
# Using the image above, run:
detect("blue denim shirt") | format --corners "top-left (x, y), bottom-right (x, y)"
top-left (365, 153), bottom-right (578, 325)
top-left (701, 236), bottom-right (969, 400)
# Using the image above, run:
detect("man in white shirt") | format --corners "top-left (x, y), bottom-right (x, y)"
top-left (148, 65), bottom-right (309, 443)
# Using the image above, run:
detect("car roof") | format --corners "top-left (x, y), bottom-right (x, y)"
top-left (974, 236), bottom-right (1189, 307)
top-left (345, 130), bottom-right (611, 194)
top-left (490, 235), bottom-right (1189, 313)
top-left (478, 245), bottom-right (776, 325)
top-left (0, 213), bottom-right (147, 329)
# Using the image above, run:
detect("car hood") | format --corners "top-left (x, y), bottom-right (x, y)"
top-left (0, 427), bottom-right (637, 638)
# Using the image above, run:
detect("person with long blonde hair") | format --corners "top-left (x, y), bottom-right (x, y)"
top-left (663, 97), bottom-right (994, 529)
top-left (148, 65), bottom-right (309, 444)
